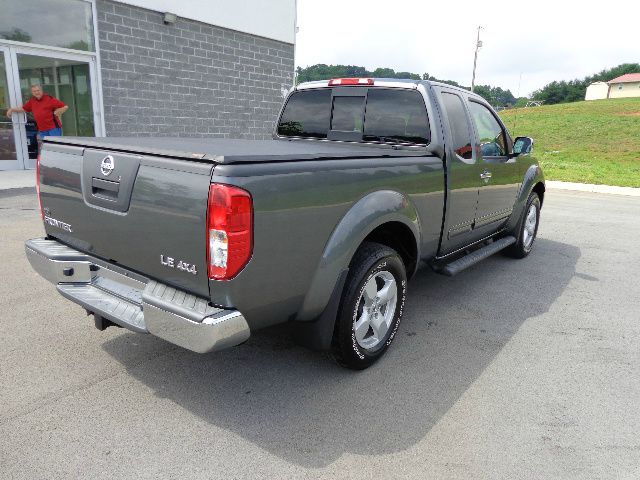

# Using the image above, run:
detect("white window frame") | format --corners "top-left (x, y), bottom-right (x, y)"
top-left (0, 0), bottom-right (106, 137)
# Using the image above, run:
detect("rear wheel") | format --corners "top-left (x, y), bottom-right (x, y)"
top-left (332, 242), bottom-right (407, 370)
top-left (505, 192), bottom-right (541, 258)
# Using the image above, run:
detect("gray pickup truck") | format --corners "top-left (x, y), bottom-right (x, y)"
top-left (26, 78), bottom-right (544, 369)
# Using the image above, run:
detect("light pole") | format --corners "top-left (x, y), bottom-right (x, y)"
top-left (471, 26), bottom-right (483, 92)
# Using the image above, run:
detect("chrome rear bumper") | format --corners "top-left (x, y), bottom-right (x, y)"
top-left (25, 238), bottom-right (250, 353)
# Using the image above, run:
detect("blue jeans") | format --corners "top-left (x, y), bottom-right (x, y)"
top-left (36, 127), bottom-right (62, 155)
top-left (38, 127), bottom-right (63, 139)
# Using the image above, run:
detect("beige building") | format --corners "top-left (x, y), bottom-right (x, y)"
top-left (607, 73), bottom-right (640, 99)
top-left (585, 81), bottom-right (609, 100)
top-left (586, 73), bottom-right (640, 100)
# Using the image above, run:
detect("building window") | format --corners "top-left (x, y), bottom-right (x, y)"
top-left (0, 0), bottom-right (95, 52)
top-left (618, 85), bottom-right (623, 90)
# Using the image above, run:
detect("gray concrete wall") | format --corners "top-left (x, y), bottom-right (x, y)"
top-left (95, 0), bottom-right (294, 139)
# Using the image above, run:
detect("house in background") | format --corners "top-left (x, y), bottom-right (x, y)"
top-left (0, 0), bottom-right (297, 171)
top-left (585, 73), bottom-right (640, 100)
top-left (607, 73), bottom-right (640, 99)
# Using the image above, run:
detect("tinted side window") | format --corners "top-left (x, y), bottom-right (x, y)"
top-left (441, 92), bottom-right (473, 161)
top-left (468, 101), bottom-right (507, 157)
top-left (277, 89), bottom-right (331, 138)
top-left (363, 89), bottom-right (430, 144)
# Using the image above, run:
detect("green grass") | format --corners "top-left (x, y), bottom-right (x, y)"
top-left (499, 98), bottom-right (640, 187)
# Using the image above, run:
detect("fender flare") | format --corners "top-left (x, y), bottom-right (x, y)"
top-left (506, 163), bottom-right (545, 232)
top-left (296, 189), bottom-right (421, 323)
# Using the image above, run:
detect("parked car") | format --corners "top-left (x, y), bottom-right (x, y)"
top-left (26, 78), bottom-right (544, 369)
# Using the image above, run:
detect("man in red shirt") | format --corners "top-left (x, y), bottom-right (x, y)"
top-left (6, 84), bottom-right (68, 139)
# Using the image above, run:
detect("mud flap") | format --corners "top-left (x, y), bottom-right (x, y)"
top-left (292, 269), bottom-right (348, 351)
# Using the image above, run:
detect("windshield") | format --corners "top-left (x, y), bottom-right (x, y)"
top-left (277, 87), bottom-right (430, 145)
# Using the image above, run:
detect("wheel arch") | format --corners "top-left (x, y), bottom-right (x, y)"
top-left (296, 190), bottom-right (421, 324)
top-left (361, 221), bottom-right (418, 278)
top-left (532, 180), bottom-right (545, 206)
top-left (506, 164), bottom-right (545, 232)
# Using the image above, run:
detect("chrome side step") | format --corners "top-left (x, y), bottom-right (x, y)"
top-left (438, 236), bottom-right (516, 277)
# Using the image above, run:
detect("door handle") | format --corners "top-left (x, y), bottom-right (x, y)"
top-left (480, 170), bottom-right (492, 180)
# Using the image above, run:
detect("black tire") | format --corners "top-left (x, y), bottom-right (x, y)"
top-left (505, 192), bottom-right (541, 259)
top-left (331, 242), bottom-right (407, 370)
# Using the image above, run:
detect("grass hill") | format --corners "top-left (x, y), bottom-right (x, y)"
top-left (499, 98), bottom-right (640, 187)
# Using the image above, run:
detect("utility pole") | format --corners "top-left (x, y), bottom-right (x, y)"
top-left (471, 26), bottom-right (483, 92)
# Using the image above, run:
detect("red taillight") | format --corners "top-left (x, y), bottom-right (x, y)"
top-left (328, 78), bottom-right (374, 86)
top-left (36, 154), bottom-right (43, 219)
top-left (206, 184), bottom-right (253, 280)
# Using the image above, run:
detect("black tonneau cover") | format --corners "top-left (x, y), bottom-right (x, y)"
top-left (44, 136), bottom-right (432, 164)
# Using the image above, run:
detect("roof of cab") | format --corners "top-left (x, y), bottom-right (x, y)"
top-left (295, 78), bottom-right (422, 91)
top-left (295, 77), bottom-right (484, 102)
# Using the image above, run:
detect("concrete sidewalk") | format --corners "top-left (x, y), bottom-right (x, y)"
top-left (0, 170), bottom-right (35, 191)
top-left (546, 180), bottom-right (640, 197)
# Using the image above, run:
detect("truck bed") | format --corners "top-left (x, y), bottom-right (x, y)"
top-left (44, 137), bottom-right (433, 164)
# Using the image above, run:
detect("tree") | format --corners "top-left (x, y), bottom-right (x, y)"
top-left (394, 71), bottom-right (421, 80)
top-left (532, 63), bottom-right (640, 104)
top-left (295, 64), bottom-right (371, 83)
top-left (514, 97), bottom-right (529, 108)
top-left (65, 40), bottom-right (90, 52)
top-left (473, 85), bottom-right (517, 107)
top-left (296, 64), bottom-right (430, 84)
top-left (0, 28), bottom-right (31, 42)
top-left (294, 64), bottom-right (516, 105)
top-left (371, 67), bottom-right (396, 78)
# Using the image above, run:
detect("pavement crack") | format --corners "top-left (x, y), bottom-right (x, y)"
top-left (0, 348), bottom-right (172, 426)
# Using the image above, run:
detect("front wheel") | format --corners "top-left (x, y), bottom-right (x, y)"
top-left (332, 242), bottom-right (407, 370)
top-left (505, 192), bottom-right (541, 259)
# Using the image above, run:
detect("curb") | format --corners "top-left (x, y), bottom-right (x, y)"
top-left (546, 181), bottom-right (640, 197)
top-left (0, 170), bottom-right (35, 191)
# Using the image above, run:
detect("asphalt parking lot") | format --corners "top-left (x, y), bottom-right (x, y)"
top-left (1, 188), bottom-right (639, 479)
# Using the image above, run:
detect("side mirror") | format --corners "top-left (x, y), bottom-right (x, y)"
top-left (512, 136), bottom-right (533, 156)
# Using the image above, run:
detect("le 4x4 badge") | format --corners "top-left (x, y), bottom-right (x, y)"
top-left (160, 255), bottom-right (198, 275)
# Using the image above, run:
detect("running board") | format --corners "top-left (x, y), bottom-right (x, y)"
top-left (438, 236), bottom-right (516, 277)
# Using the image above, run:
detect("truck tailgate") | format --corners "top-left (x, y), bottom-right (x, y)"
top-left (39, 142), bottom-right (214, 298)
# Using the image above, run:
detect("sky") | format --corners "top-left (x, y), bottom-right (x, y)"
top-left (295, 0), bottom-right (639, 97)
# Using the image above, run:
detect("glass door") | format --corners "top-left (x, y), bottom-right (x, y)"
top-left (1, 0), bottom-right (101, 170)
top-left (16, 53), bottom-right (96, 139)
top-left (1, 45), bottom-right (102, 170)
top-left (14, 50), bottom-right (100, 169)
top-left (0, 47), bottom-right (26, 170)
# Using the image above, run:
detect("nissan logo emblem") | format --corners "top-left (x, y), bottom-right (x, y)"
top-left (100, 155), bottom-right (115, 176)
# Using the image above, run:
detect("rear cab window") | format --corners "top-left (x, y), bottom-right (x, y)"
top-left (277, 87), bottom-right (431, 146)
top-left (277, 89), bottom-right (331, 138)
top-left (331, 96), bottom-right (365, 132)
top-left (363, 89), bottom-right (430, 144)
